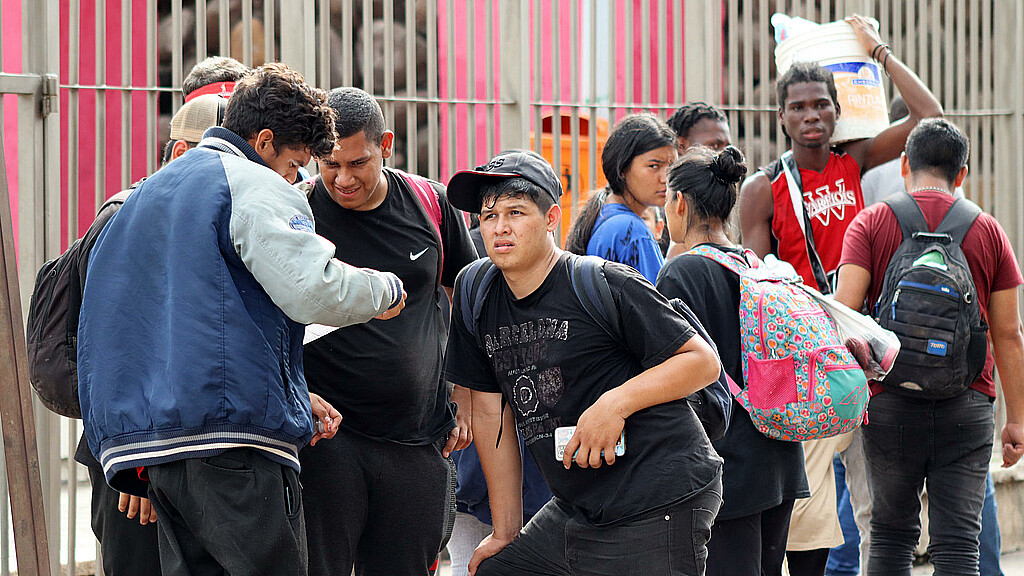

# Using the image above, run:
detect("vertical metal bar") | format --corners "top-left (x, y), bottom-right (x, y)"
top-left (550, 0), bottom-right (561, 185)
top-left (656, 0), bottom-right (666, 110)
top-left (465, 0), bottom-right (476, 169)
top-left (241, 0), bottom-right (253, 67)
top-left (426, 0), bottom-right (439, 178)
top-left (363, 0), bottom-right (374, 93)
top-left (171, 0), bottom-right (183, 105)
top-left (569, 0), bottom-right (580, 230)
top-left (906, 1), bottom-right (917, 84)
top-left (624, 1), bottom-right (633, 113)
top-left (219, 0), bottom-right (230, 60)
top-left (969, 0), bottom-right (980, 203)
top-left (97, 0), bottom-right (109, 210)
top-left (68, 0), bottom-right (80, 245)
top-left (319, 0), bottom-right (330, 89)
top-left (759, 0), bottom-right (769, 170)
top-left (943, 0), bottom-right (953, 121)
top-left (533, 0), bottom-right (543, 154)
top-left (728, 0), bottom-right (739, 157)
top-left (673, 0), bottom-right (682, 103)
top-left (147, 0), bottom-right (157, 175)
top-left (445, 0), bottom-right (456, 175)
top-left (405, 0), bottom-right (418, 173)
top-left (484, 0), bottom-right (494, 160)
top-left (982, 0), bottom-right (993, 211)
top-left (607, 0), bottom-right (615, 125)
top-left (341, 0), bottom-right (353, 86)
top-left (930, 0), bottom-right (940, 101)
top-left (742, 0), bottom-right (753, 168)
top-left (1015, 0), bottom-right (1024, 267)
top-left (383, 0), bottom-right (395, 158)
top-left (65, 420), bottom-right (77, 576)
top-left (304, 1), bottom-right (315, 84)
top-left (196, 0), bottom-right (207, 61)
top-left (589, 0), bottom-right (597, 195)
top-left (121, 0), bottom-right (132, 188)
top-left (639, 0), bottom-right (650, 110)
top-left (263, 0), bottom-right (275, 63)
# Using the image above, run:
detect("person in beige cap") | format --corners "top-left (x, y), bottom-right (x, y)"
top-left (162, 93), bottom-right (229, 165)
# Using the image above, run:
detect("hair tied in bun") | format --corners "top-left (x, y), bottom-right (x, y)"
top-left (710, 146), bottom-right (747, 185)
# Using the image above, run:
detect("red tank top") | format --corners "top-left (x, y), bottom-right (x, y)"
top-left (765, 151), bottom-right (865, 286)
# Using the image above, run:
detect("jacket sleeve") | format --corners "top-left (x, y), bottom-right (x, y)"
top-left (226, 161), bottom-right (403, 326)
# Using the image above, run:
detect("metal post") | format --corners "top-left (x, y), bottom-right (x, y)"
top-left (280, 0), bottom-right (312, 81)
top-left (498, 0), bottom-right (529, 150)
top-left (0, 117), bottom-right (52, 576)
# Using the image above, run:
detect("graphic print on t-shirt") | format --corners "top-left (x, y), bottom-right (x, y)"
top-left (804, 177), bottom-right (857, 226)
top-left (484, 318), bottom-right (569, 445)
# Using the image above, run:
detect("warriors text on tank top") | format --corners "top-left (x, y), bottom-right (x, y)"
top-left (765, 151), bottom-right (864, 285)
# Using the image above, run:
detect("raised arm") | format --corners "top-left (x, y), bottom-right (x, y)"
top-left (840, 14), bottom-right (943, 172)
top-left (738, 172), bottom-right (774, 258)
top-left (467, 390), bottom-right (524, 575)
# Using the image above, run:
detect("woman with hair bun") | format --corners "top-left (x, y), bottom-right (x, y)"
top-left (655, 146), bottom-right (809, 576)
top-left (565, 114), bottom-right (677, 282)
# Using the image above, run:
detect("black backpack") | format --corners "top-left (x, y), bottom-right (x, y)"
top-left (26, 189), bottom-right (132, 418)
top-left (456, 254), bottom-right (733, 441)
top-left (873, 193), bottom-right (989, 399)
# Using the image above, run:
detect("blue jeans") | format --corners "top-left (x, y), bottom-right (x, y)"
top-left (863, 389), bottom-right (994, 576)
top-left (827, 454), bottom-right (860, 576)
top-left (979, 472), bottom-right (1004, 576)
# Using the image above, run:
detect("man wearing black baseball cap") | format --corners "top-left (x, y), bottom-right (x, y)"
top-left (444, 151), bottom-right (724, 575)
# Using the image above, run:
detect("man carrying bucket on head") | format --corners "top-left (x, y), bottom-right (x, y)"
top-left (737, 14), bottom-right (942, 575)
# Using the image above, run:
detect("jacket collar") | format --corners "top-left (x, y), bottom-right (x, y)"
top-left (197, 126), bottom-right (271, 169)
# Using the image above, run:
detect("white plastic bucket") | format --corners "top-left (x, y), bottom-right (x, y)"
top-left (775, 20), bottom-right (889, 144)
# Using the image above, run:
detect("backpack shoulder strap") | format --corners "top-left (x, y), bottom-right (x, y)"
top-left (780, 150), bottom-right (830, 292)
top-left (686, 244), bottom-right (746, 276)
top-left (456, 257), bottom-right (500, 341)
top-left (565, 254), bottom-right (624, 346)
top-left (397, 169), bottom-right (446, 277)
top-left (934, 198), bottom-right (983, 246)
top-left (884, 192), bottom-right (931, 241)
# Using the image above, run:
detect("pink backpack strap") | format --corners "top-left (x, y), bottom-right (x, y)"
top-left (397, 169), bottom-right (446, 275)
top-left (687, 244), bottom-right (747, 275)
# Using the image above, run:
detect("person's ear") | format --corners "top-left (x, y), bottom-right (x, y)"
top-left (546, 202), bottom-right (562, 232)
top-left (900, 152), bottom-right (910, 181)
top-left (380, 131), bottom-right (395, 160)
top-left (835, 102), bottom-right (841, 119)
top-left (254, 128), bottom-right (275, 152)
top-left (170, 140), bottom-right (191, 161)
top-left (954, 164), bottom-right (969, 188)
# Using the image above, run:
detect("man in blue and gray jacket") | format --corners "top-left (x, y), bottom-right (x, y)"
top-left (78, 62), bottom-right (406, 576)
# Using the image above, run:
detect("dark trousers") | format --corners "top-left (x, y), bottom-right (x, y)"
top-left (300, 428), bottom-right (457, 576)
top-left (706, 499), bottom-right (794, 576)
top-left (88, 465), bottom-right (162, 575)
top-left (477, 473), bottom-right (723, 576)
top-left (146, 449), bottom-right (307, 576)
top-left (863, 389), bottom-right (994, 576)
top-left (785, 549), bottom-right (830, 576)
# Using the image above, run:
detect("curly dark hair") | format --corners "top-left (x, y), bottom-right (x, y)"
top-left (221, 62), bottom-right (336, 158)
top-left (776, 62), bottom-right (839, 109)
top-left (667, 102), bottom-right (728, 140)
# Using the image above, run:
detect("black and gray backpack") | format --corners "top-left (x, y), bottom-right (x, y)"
top-left (873, 192), bottom-right (988, 399)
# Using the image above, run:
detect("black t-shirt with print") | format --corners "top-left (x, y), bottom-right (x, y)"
top-left (303, 168), bottom-right (477, 445)
top-left (445, 253), bottom-right (723, 526)
top-left (656, 245), bottom-right (809, 520)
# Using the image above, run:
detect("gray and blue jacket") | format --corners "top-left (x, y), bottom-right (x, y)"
top-left (78, 127), bottom-right (403, 496)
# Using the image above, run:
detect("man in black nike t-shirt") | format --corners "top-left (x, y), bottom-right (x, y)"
top-left (298, 87), bottom-right (478, 576)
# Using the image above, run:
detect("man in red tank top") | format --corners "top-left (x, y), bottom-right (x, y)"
top-left (737, 15), bottom-right (942, 576)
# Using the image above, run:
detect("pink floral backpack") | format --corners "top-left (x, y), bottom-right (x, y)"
top-left (689, 245), bottom-right (869, 441)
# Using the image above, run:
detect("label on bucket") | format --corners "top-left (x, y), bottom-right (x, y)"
top-left (823, 61), bottom-right (889, 143)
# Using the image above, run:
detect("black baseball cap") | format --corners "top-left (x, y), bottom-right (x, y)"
top-left (447, 150), bottom-right (563, 213)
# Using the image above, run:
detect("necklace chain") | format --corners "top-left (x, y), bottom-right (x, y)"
top-left (908, 186), bottom-right (951, 194)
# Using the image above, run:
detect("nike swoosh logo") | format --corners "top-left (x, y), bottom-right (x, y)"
top-left (410, 248), bottom-right (429, 260)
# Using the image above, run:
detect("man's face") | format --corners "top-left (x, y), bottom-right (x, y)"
top-left (479, 193), bottom-right (559, 274)
top-left (779, 81), bottom-right (838, 149)
top-left (317, 130), bottom-right (394, 211)
top-left (678, 118), bottom-right (732, 152)
top-left (260, 144), bottom-right (311, 183)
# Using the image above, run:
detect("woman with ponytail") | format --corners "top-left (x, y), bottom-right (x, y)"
top-left (564, 114), bottom-right (677, 282)
top-left (655, 146), bottom-right (809, 576)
